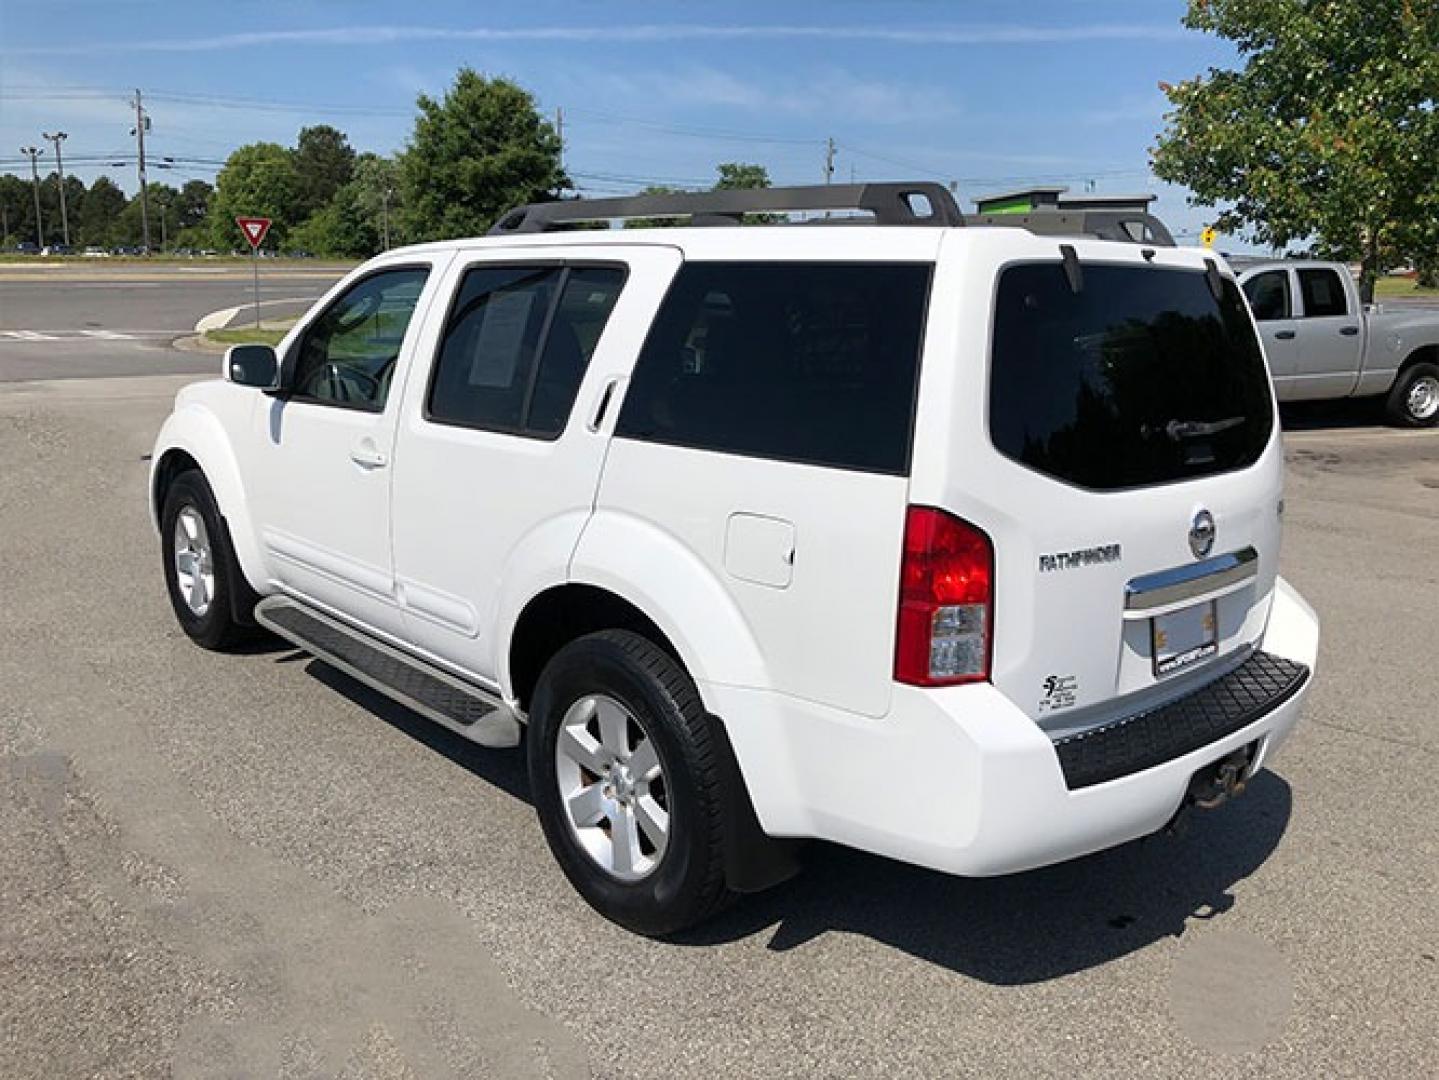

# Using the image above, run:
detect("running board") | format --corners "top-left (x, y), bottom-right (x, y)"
top-left (254, 596), bottom-right (521, 749)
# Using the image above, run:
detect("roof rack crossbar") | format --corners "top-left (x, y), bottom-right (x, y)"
top-left (489, 182), bottom-right (965, 234)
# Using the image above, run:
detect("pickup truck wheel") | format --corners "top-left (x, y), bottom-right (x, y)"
top-left (527, 630), bottom-right (734, 935)
top-left (1386, 362), bottom-right (1439, 427)
top-left (160, 470), bottom-right (254, 650)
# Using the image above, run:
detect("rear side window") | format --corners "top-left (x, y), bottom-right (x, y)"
top-left (427, 265), bottom-right (624, 436)
top-left (615, 262), bottom-right (931, 474)
top-left (990, 263), bottom-right (1274, 490)
top-left (1298, 268), bottom-right (1348, 318)
top-left (1242, 270), bottom-right (1291, 321)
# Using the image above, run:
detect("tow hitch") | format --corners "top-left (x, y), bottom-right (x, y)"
top-left (1165, 744), bottom-right (1257, 835)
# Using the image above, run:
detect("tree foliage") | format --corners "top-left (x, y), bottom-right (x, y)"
top-left (1152, 0), bottom-right (1439, 297)
top-left (210, 142), bottom-right (301, 249)
top-left (399, 68), bottom-right (566, 242)
top-left (293, 125), bottom-right (356, 219)
top-left (714, 162), bottom-right (771, 190)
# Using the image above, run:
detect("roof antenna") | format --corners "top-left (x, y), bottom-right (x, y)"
top-left (1059, 244), bottom-right (1083, 293)
top-left (1203, 257), bottom-right (1225, 300)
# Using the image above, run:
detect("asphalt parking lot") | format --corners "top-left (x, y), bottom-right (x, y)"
top-left (1, 270), bottom-right (1436, 1078)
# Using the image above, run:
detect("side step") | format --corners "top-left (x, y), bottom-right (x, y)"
top-left (254, 596), bottom-right (521, 749)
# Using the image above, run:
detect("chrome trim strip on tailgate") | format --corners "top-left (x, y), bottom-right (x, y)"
top-left (1124, 546), bottom-right (1259, 618)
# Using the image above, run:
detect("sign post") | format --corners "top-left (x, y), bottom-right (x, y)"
top-left (234, 216), bottom-right (273, 328)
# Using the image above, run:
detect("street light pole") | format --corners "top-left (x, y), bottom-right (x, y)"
top-left (42, 131), bottom-right (70, 247)
top-left (380, 187), bottom-right (392, 250)
top-left (19, 146), bottom-right (43, 248)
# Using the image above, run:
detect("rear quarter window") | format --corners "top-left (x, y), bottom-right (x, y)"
top-left (989, 262), bottom-right (1274, 490)
top-left (614, 262), bottom-right (931, 474)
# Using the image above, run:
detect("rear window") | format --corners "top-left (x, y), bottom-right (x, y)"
top-left (615, 262), bottom-right (931, 474)
top-left (989, 263), bottom-right (1273, 490)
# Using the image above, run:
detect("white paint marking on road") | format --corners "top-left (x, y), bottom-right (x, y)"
top-left (1, 330), bottom-right (60, 341)
top-left (79, 330), bottom-right (136, 340)
top-left (194, 296), bottom-right (321, 333)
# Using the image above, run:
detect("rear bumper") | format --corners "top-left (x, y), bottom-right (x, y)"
top-left (707, 576), bottom-right (1318, 877)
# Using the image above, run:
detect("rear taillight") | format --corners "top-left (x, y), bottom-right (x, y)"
top-left (894, 506), bottom-right (993, 686)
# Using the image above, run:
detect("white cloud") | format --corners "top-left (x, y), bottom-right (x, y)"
top-left (9, 22), bottom-right (1189, 57)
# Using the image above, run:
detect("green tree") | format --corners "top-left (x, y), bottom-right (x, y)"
top-left (210, 142), bottom-right (301, 249)
top-left (76, 175), bottom-right (127, 247)
top-left (293, 125), bottom-right (356, 219)
top-left (1151, 0), bottom-right (1439, 301)
top-left (399, 68), bottom-right (566, 241)
top-left (714, 162), bottom-right (771, 190)
top-left (0, 173), bottom-right (31, 246)
top-left (176, 179), bottom-right (214, 231)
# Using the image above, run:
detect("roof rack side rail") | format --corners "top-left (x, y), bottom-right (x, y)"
top-left (488, 182), bottom-right (965, 234)
top-left (965, 210), bottom-right (1176, 247)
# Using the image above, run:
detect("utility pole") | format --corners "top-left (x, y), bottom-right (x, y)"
top-left (155, 192), bottom-right (168, 251)
top-left (42, 131), bottom-right (70, 246)
top-left (380, 187), bottom-right (393, 250)
top-left (19, 146), bottom-right (43, 248)
top-left (130, 90), bottom-right (152, 252)
top-left (824, 137), bottom-right (836, 185)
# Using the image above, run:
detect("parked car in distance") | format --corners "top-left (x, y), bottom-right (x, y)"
top-left (81, 246), bottom-right (111, 258)
top-left (151, 183), bottom-right (1320, 934)
top-left (1235, 258), bottom-right (1439, 426)
top-left (12, 241), bottom-right (39, 255)
top-left (40, 244), bottom-right (73, 256)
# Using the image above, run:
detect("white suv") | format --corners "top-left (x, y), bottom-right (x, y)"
top-left (150, 184), bottom-right (1319, 934)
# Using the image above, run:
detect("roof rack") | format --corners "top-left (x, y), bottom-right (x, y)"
top-left (965, 210), bottom-right (1175, 247)
top-left (488, 182), bottom-right (965, 234)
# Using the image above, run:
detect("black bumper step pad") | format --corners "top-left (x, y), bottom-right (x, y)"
top-left (1053, 650), bottom-right (1310, 790)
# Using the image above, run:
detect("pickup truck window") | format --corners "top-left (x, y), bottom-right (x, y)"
top-left (615, 262), bottom-right (930, 474)
top-left (1242, 270), bottom-right (1291, 321)
top-left (290, 267), bottom-right (431, 411)
top-left (990, 263), bottom-right (1273, 490)
top-left (1298, 268), bottom-right (1348, 318)
top-left (427, 265), bottom-right (624, 437)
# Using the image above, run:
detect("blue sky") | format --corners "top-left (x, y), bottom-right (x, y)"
top-left (0, 0), bottom-right (1244, 241)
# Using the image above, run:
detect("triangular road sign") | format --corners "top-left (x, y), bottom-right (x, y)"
top-left (235, 216), bottom-right (272, 249)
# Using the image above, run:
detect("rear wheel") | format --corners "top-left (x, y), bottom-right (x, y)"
top-left (160, 470), bottom-right (256, 650)
top-left (1385, 361), bottom-right (1439, 427)
top-left (527, 630), bottom-right (734, 935)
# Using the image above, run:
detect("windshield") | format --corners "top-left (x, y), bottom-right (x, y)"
top-left (989, 262), bottom-right (1274, 490)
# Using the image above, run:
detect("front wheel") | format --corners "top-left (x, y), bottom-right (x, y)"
top-left (527, 630), bottom-right (735, 935)
top-left (159, 469), bottom-right (256, 650)
top-left (1385, 361), bottom-right (1439, 427)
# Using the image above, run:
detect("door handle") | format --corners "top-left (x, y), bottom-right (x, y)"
top-left (587, 378), bottom-right (620, 433)
top-left (1339, 326), bottom-right (1359, 336)
top-left (1273, 330), bottom-right (1296, 340)
top-left (349, 441), bottom-right (389, 469)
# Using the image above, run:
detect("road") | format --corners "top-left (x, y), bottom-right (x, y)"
top-left (1, 276), bottom-right (1437, 1078)
top-left (0, 262), bottom-right (347, 381)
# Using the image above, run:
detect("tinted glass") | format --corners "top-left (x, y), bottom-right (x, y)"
top-left (990, 263), bottom-right (1274, 490)
top-left (528, 267), bottom-right (625, 435)
top-left (1242, 270), bottom-right (1290, 321)
top-left (291, 268), bottom-right (429, 410)
top-left (615, 262), bottom-right (931, 474)
top-left (1298, 268), bottom-right (1348, 318)
top-left (427, 266), bottom-right (563, 431)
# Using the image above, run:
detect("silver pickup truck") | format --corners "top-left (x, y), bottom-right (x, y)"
top-left (1235, 259), bottom-right (1439, 426)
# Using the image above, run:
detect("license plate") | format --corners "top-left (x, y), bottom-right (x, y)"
top-left (1151, 600), bottom-right (1218, 677)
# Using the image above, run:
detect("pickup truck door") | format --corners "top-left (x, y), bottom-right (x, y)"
top-left (1290, 266), bottom-right (1364, 399)
top-left (389, 245), bottom-right (683, 685)
top-left (1241, 268), bottom-right (1301, 397)
top-left (246, 257), bottom-right (450, 636)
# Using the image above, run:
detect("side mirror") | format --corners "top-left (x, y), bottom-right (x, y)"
top-left (223, 344), bottom-right (280, 390)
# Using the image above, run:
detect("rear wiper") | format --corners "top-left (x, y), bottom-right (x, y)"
top-left (1160, 416), bottom-right (1245, 441)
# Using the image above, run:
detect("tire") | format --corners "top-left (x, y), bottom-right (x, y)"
top-left (159, 469), bottom-right (257, 650)
top-left (1385, 361), bottom-right (1439, 427)
top-left (527, 630), bottom-right (735, 935)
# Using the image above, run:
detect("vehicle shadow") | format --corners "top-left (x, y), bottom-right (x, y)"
top-left (1279, 398), bottom-right (1384, 432)
top-left (301, 658), bottom-right (1293, 986)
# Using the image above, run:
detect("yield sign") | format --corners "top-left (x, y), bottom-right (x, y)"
top-left (235, 216), bottom-right (272, 250)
